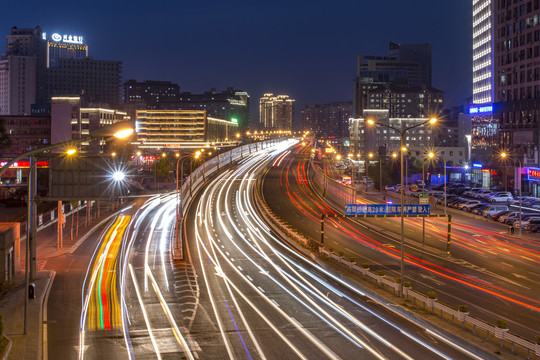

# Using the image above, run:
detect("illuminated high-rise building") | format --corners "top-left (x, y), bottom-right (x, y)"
top-left (0, 26), bottom-right (47, 113)
top-left (472, 0), bottom-right (494, 105)
top-left (45, 32), bottom-right (88, 68)
top-left (259, 93), bottom-right (294, 130)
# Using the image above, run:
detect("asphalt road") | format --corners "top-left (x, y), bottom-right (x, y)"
top-left (262, 143), bottom-right (540, 341)
top-left (182, 141), bottom-right (485, 359)
top-left (45, 141), bottom-right (497, 359)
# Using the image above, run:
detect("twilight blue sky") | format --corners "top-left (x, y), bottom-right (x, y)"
top-left (1, 0), bottom-right (472, 121)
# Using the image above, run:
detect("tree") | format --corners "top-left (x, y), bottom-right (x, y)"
top-left (0, 118), bottom-right (11, 151)
top-left (154, 158), bottom-right (170, 181)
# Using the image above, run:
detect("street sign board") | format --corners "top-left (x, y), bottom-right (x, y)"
top-left (49, 156), bottom-right (114, 200)
top-left (411, 184), bottom-right (419, 192)
top-left (345, 204), bottom-right (430, 216)
top-left (419, 191), bottom-right (429, 204)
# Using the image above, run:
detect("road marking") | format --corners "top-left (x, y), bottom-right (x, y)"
top-left (230, 258), bottom-right (235, 262)
top-left (270, 299), bottom-right (280, 307)
top-left (246, 275), bottom-right (253, 282)
top-left (257, 286), bottom-right (265, 293)
top-left (237, 266), bottom-right (243, 271)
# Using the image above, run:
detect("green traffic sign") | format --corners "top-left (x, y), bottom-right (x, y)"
top-left (419, 192), bottom-right (429, 198)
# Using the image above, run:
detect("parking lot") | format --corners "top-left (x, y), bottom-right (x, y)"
top-left (389, 183), bottom-right (540, 233)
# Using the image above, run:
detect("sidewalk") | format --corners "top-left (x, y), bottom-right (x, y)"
top-left (0, 200), bottom-right (127, 359)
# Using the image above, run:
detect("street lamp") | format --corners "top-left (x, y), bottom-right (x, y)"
top-left (0, 120), bottom-right (134, 334)
top-left (501, 151), bottom-right (522, 236)
top-left (424, 152), bottom-right (435, 191)
top-left (366, 117), bottom-right (437, 297)
top-left (431, 151), bottom-right (447, 215)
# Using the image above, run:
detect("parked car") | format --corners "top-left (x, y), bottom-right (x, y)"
top-left (470, 204), bottom-right (489, 214)
top-left (483, 205), bottom-right (509, 218)
top-left (462, 188), bottom-right (483, 197)
top-left (497, 211), bottom-right (521, 223)
top-left (505, 213), bottom-right (537, 225)
top-left (491, 210), bottom-right (513, 221)
top-left (455, 187), bottom-right (471, 196)
top-left (489, 192), bottom-right (514, 203)
top-left (472, 189), bottom-right (492, 199)
top-left (459, 200), bottom-right (481, 210)
top-left (512, 215), bottom-right (540, 228)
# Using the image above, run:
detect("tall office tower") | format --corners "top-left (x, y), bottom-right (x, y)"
top-left (0, 56), bottom-right (36, 115)
top-left (1, 26), bottom-right (47, 113)
top-left (469, 0), bottom-right (498, 157)
top-left (353, 42), bottom-right (432, 117)
top-left (46, 58), bottom-right (122, 107)
top-left (123, 79), bottom-right (180, 107)
top-left (494, 0), bottom-right (540, 168)
top-left (301, 102), bottom-right (352, 139)
top-left (301, 104), bottom-right (323, 134)
top-left (473, 0), bottom-right (494, 105)
top-left (259, 93), bottom-right (294, 130)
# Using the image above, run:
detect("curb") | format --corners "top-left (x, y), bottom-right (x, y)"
top-left (41, 271), bottom-right (55, 360)
top-left (1, 335), bottom-right (12, 360)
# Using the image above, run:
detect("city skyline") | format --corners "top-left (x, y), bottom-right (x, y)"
top-left (1, 0), bottom-right (472, 123)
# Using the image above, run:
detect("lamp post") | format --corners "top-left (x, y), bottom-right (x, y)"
top-left (431, 152), bottom-right (447, 215)
top-left (367, 152), bottom-right (373, 191)
top-left (423, 152), bottom-right (435, 191)
top-left (367, 117), bottom-right (437, 297)
top-left (0, 120), bottom-right (134, 335)
top-left (501, 152), bottom-right (522, 236)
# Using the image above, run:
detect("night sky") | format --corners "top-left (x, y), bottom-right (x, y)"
top-left (2, 0), bottom-right (472, 124)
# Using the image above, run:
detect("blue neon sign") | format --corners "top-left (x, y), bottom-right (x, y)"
top-left (469, 105), bottom-right (493, 114)
top-left (472, 163), bottom-right (483, 168)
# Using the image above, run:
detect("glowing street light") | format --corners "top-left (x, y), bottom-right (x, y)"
top-left (66, 148), bottom-right (77, 155)
top-left (112, 171), bottom-right (125, 182)
top-left (500, 151), bottom-right (522, 236)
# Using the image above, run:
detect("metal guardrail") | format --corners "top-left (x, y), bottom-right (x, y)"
top-left (179, 139), bottom-right (285, 218)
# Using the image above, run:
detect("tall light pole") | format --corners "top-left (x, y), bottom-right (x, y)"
top-left (501, 152), bottom-right (522, 236)
top-left (0, 121), bottom-right (134, 335)
top-left (367, 117), bottom-right (437, 297)
top-left (431, 152), bottom-right (447, 215)
top-left (367, 152), bottom-right (373, 190)
top-left (424, 152), bottom-right (435, 191)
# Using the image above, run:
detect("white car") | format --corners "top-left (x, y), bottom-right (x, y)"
top-left (489, 193), bottom-right (513, 202)
top-left (473, 189), bottom-right (492, 199)
top-left (458, 200), bottom-right (481, 210)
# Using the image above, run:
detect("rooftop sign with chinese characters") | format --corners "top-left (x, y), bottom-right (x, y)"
top-left (51, 33), bottom-right (83, 45)
top-left (345, 204), bottom-right (431, 216)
